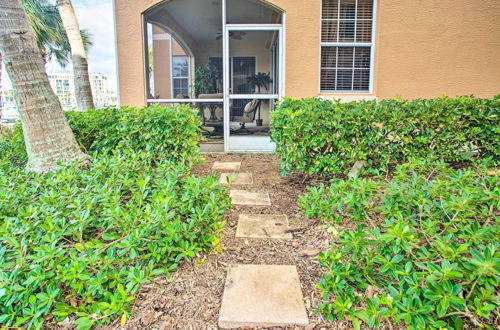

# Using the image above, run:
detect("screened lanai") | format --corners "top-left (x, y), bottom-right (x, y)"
top-left (143, 0), bottom-right (283, 151)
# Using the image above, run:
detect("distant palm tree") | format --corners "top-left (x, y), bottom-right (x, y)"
top-left (58, 0), bottom-right (95, 111)
top-left (0, 55), bottom-right (3, 120)
top-left (0, 0), bottom-right (88, 172)
top-left (0, 0), bottom-right (92, 119)
top-left (23, 0), bottom-right (92, 66)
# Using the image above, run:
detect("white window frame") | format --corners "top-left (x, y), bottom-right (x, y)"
top-left (319, 0), bottom-right (377, 94)
top-left (171, 54), bottom-right (190, 97)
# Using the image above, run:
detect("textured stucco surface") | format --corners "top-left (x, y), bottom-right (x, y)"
top-left (114, 0), bottom-right (500, 106)
top-left (374, 0), bottom-right (500, 99)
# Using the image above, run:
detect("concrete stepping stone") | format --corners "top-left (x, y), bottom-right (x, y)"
top-left (219, 172), bottom-right (253, 185)
top-left (219, 264), bottom-right (309, 328)
top-left (230, 190), bottom-right (271, 206)
top-left (212, 161), bottom-right (241, 171)
top-left (236, 214), bottom-right (292, 239)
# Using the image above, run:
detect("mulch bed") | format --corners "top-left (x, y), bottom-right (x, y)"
top-left (111, 154), bottom-right (356, 329)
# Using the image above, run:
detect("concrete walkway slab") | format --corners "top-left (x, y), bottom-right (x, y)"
top-left (220, 173), bottom-right (253, 185)
top-left (236, 214), bottom-right (292, 239)
top-left (230, 190), bottom-right (271, 206)
top-left (212, 162), bottom-right (241, 171)
top-left (219, 264), bottom-right (309, 328)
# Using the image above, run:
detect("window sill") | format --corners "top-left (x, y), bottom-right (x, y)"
top-left (318, 93), bottom-right (377, 102)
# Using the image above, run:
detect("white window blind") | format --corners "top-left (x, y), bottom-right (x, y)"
top-left (321, 0), bottom-right (374, 93)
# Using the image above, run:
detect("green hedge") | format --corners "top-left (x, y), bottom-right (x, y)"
top-left (300, 162), bottom-right (499, 329)
top-left (271, 96), bottom-right (500, 175)
top-left (1, 104), bottom-right (202, 167)
top-left (0, 125), bottom-right (27, 168)
top-left (0, 151), bottom-right (231, 329)
top-left (0, 105), bottom-right (227, 329)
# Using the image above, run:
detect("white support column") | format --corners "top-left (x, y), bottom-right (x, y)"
top-left (222, 0), bottom-right (230, 152)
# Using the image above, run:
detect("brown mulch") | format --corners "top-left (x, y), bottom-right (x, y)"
top-left (106, 153), bottom-right (356, 330)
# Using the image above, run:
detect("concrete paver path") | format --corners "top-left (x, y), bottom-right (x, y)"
top-left (219, 265), bottom-right (309, 328)
top-left (218, 162), bottom-right (309, 328)
top-left (236, 214), bottom-right (292, 239)
top-left (212, 161), bottom-right (241, 171)
top-left (219, 172), bottom-right (253, 185)
top-left (229, 190), bottom-right (271, 206)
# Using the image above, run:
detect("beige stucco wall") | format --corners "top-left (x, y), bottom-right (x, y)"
top-left (115, 0), bottom-right (500, 106)
top-left (152, 26), bottom-right (171, 99)
top-left (150, 26), bottom-right (187, 99)
top-left (115, 0), bottom-right (320, 106)
top-left (373, 0), bottom-right (500, 99)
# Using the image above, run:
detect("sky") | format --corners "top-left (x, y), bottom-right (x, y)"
top-left (46, 0), bottom-right (117, 91)
top-left (2, 0), bottom-right (117, 92)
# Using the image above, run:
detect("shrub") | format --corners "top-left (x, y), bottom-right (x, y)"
top-left (0, 123), bottom-right (27, 167)
top-left (0, 151), bottom-right (231, 329)
top-left (271, 96), bottom-right (500, 176)
top-left (66, 105), bottom-right (201, 161)
top-left (1, 104), bottom-right (202, 167)
top-left (300, 178), bottom-right (380, 223)
top-left (300, 163), bottom-right (499, 329)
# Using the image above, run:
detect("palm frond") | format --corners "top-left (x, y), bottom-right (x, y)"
top-left (21, 0), bottom-right (93, 66)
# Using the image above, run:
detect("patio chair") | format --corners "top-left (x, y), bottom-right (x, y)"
top-left (198, 93), bottom-right (224, 138)
top-left (231, 99), bottom-right (260, 135)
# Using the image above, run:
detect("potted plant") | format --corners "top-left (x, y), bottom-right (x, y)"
top-left (246, 72), bottom-right (272, 126)
top-left (194, 64), bottom-right (219, 97)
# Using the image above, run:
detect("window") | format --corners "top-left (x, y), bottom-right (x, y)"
top-left (208, 56), bottom-right (257, 94)
top-left (172, 55), bottom-right (189, 97)
top-left (63, 80), bottom-right (70, 92)
top-left (321, 0), bottom-right (374, 93)
top-left (56, 80), bottom-right (63, 94)
top-left (209, 56), bottom-right (257, 117)
top-left (231, 57), bottom-right (256, 94)
top-left (208, 57), bottom-right (223, 91)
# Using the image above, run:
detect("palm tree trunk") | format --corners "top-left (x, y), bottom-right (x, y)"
top-left (0, 53), bottom-right (3, 121)
top-left (57, 0), bottom-right (94, 111)
top-left (0, 0), bottom-right (88, 172)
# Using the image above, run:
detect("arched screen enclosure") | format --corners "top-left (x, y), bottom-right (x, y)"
top-left (143, 0), bottom-right (284, 152)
